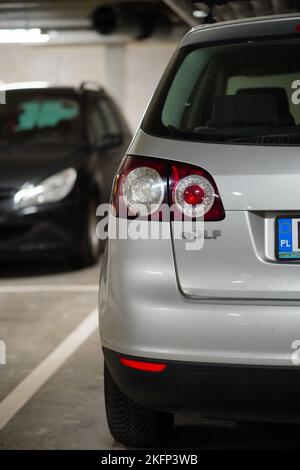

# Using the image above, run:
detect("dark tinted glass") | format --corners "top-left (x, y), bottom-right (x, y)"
top-left (99, 99), bottom-right (121, 135)
top-left (143, 38), bottom-right (300, 145)
top-left (87, 101), bottom-right (106, 145)
top-left (0, 90), bottom-right (82, 144)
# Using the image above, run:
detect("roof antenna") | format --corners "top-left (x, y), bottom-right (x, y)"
top-left (201, 0), bottom-right (227, 24)
top-left (203, 4), bottom-right (216, 24)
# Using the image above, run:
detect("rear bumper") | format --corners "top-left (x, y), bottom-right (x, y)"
top-left (104, 347), bottom-right (300, 422)
top-left (99, 227), bottom-right (300, 367)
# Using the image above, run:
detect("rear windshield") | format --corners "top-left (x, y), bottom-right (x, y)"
top-left (143, 38), bottom-right (300, 145)
top-left (0, 90), bottom-right (82, 144)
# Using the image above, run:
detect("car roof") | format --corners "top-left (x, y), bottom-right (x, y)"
top-left (181, 14), bottom-right (300, 48)
top-left (0, 82), bottom-right (103, 96)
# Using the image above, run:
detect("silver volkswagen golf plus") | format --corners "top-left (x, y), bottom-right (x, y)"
top-left (99, 15), bottom-right (300, 447)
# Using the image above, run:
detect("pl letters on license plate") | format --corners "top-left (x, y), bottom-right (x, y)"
top-left (276, 217), bottom-right (300, 260)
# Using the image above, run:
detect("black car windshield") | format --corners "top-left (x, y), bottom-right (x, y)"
top-left (0, 90), bottom-right (82, 144)
top-left (143, 38), bottom-right (300, 145)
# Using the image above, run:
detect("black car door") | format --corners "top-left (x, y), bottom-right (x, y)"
top-left (88, 94), bottom-right (128, 203)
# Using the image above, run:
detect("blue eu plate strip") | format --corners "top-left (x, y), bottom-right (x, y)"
top-left (277, 217), bottom-right (300, 259)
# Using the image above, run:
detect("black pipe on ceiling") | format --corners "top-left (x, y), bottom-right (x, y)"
top-left (91, 3), bottom-right (172, 40)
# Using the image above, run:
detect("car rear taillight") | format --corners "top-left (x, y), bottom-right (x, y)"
top-left (112, 156), bottom-right (225, 221)
top-left (170, 161), bottom-right (225, 221)
top-left (112, 155), bottom-right (168, 219)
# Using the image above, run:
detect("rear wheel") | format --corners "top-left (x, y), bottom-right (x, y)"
top-left (104, 364), bottom-right (174, 448)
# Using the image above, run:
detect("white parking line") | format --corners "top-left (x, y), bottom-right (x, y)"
top-left (0, 307), bottom-right (98, 431)
top-left (0, 284), bottom-right (98, 293)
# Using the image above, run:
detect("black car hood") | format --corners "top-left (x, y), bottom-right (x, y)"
top-left (0, 143), bottom-right (84, 189)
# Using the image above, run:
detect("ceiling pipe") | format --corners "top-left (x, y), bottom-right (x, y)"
top-left (92, 3), bottom-right (173, 40)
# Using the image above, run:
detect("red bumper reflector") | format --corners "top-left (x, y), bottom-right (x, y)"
top-left (119, 357), bottom-right (167, 372)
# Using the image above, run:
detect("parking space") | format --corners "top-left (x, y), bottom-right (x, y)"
top-left (0, 261), bottom-right (108, 449)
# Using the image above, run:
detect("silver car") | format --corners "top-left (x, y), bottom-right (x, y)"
top-left (99, 15), bottom-right (300, 447)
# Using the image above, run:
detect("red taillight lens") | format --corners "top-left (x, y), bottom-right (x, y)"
top-left (183, 184), bottom-right (205, 205)
top-left (170, 161), bottom-right (225, 221)
top-left (119, 357), bottom-right (167, 372)
top-left (112, 155), bottom-right (225, 221)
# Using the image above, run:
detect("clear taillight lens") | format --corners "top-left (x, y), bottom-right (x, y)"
top-left (112, 155), bottom-right (168, 219)
top-left (123, 167), bottom-right (164, 216)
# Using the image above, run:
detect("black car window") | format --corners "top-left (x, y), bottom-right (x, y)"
top-left (98, 98), bottom-right (121, 136)
top-left (87, 101), bottom-right (107, 145)
top-left (0, 91), bottom-right (82, 144)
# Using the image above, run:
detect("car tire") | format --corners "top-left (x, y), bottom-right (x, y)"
top-left (104, 364), bottom-right (174, 448)
top-left (69, 198), bottom-right (103, 268)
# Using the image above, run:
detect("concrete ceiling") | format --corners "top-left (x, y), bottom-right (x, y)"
top-left (0, 1), bottom-right (299, 43)
top-left (0, 1), bottom-right (102, 29)
top-left (194, 1), bottom-right (300, 22)
top-left (0, 1), bottom-right (298, 29)
top-left (0, 1), bottom-right (186, 43)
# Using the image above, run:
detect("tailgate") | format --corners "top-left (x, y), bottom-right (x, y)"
top-left (131, 133), bottom-right (300, 300)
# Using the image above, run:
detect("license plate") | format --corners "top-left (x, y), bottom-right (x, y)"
top-left (276, 216), bottom-right (300, 260)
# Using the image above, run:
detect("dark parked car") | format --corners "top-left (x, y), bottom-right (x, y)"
top-left (0, 83), bottom-right (131, 266)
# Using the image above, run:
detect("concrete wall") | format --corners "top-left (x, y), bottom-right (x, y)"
top-left (0, 41), bottom-right (176, 131)
top-left (124, 42), bottom-right (175, 130)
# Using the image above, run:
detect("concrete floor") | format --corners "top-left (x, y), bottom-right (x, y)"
top-left (0, 258), bottom-right (300, 450)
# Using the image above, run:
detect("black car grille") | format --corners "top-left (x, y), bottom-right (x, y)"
top-left (0, 225), bottom-right (31, 243)
top-left (0, 188), bottom-right (14, 202)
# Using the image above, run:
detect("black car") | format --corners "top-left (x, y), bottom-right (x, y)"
top-left (0, 83), bottom-right (131, 266)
